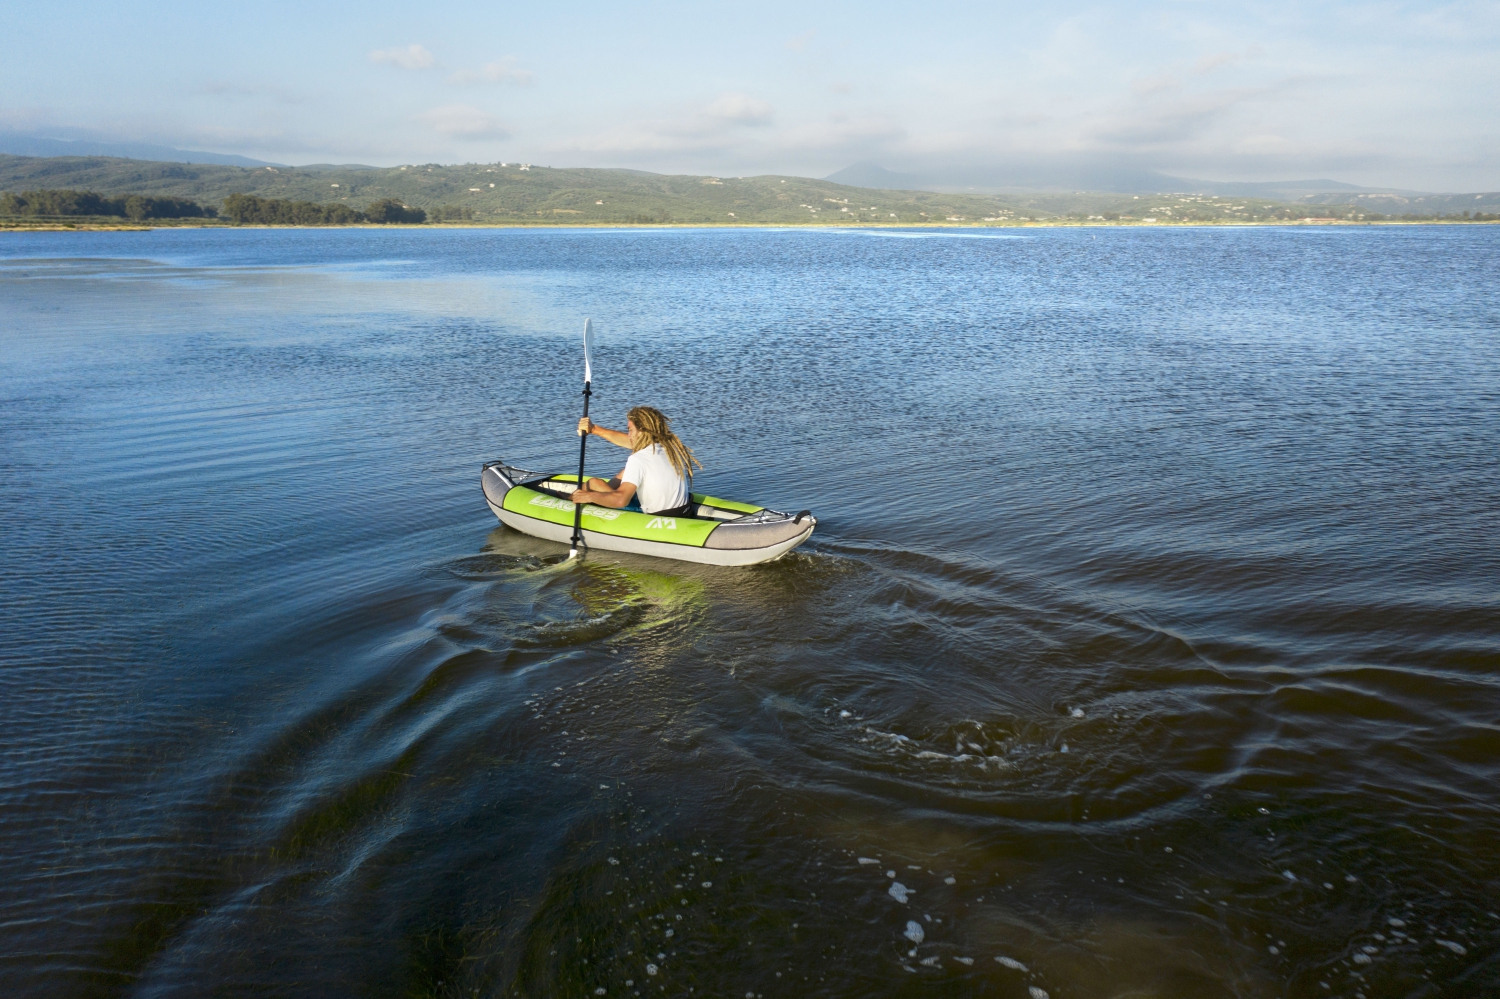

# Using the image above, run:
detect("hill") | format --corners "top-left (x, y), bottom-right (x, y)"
top-left (1297, 190), bottom-right (1500, 214)
top-left (0, 155), bottom-right (1017, 225)
top-left (0, 135), bottom-right (278, 167)
top-left (822, 161), bottom-right (1500, 212)
top-left (825, 161), bottom-right (1176, 194)
top-left (3, 154), bottom-right (1492, 225)
top-left (824, 161), bottom-right (1399, 199)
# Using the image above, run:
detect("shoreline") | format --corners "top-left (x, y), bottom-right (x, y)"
top-left (3, 219), bottom-right (1496, 234)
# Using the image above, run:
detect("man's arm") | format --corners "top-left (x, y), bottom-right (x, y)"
top-left (569, 479), bottom-right (637, 508)
top-left (578, 417), bottom-right (631, 448)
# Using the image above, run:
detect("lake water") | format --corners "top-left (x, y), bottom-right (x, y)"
top-left (2, 225), bottom-right (1497, 998)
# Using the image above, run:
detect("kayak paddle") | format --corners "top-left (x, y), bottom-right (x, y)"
top-left (569, 318), bottom-right (595, 558)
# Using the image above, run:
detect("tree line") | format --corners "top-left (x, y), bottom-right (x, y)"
top-left (0, 189), bottom-right (475, 225)
top-left (222, 194), bottom-right (367, 224)
top-left (222, 194), bottom-right (440, 224)
top-left (0, 189), bottom-right (215, 219)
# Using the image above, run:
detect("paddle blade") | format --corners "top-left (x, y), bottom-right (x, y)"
top-left (582, 318), bottom-right (594, 384)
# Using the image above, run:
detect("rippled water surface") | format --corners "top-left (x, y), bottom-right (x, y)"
top-left (2, 226), bottom-right (1498, 998)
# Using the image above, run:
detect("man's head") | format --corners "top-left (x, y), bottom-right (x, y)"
top-left (624, 405), bottom-right (702, 479)
top-left (626, 406), bottom-right (671, 451)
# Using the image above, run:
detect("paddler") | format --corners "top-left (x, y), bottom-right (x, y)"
top-left (569, 405), bottom-right (702, 517)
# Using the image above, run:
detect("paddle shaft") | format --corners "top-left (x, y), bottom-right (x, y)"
top-left (569, 381), bottom-right (592, 552)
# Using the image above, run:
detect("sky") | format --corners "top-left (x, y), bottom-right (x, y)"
top-left (3, 0), bottom-right (1497, 190)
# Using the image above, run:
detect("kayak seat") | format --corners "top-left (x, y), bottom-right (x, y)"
top-left (530, 477), bottom-right (723, 520)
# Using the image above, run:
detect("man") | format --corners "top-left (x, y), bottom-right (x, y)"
top-left (569, 406), bottom-right (702, 517)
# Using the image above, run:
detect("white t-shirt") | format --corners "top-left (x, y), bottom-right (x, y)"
top-left (620, 444), bottom-right (688, 513)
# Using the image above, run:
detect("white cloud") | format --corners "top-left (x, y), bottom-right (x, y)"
top-left (369, 44), bottom-right (435, 71)
top-left (1193, 51), bottom-right (1241, 75)
top-left (418, 104), bottom-right (509, 139)
top-left (703, 93), bottom-right (774, 127)
top-left (774, 114), bottom-right (905, 154)
top-left (1089, 88), bottom-right (1267, 147)
top-left (449, 58), bottom-right (534, 86)
top-left (1131, 75), bottom-right (1181, 97)
top-left (554, 104), bottom-right (904, 178)
top-left (1232, 133), bottom-right (1297, 155)
top-left (564, 93), bottom-right (776, 155)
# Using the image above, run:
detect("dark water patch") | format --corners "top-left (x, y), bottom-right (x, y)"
top-left (436, 552), bottom-right (556, 579)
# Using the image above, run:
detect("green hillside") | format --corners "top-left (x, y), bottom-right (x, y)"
top-left (1298, 190), bottom-right (1500, 215)
top-left (3, 154), bottom-right (1490, 225)
top-left (0, 155), bottom-right (1015, 225)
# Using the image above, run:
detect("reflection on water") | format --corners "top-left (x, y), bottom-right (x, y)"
top-left (1, 226), bottom-right (1497, 998)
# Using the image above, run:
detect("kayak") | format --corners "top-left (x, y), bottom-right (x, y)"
top-left (481, 460), bottom-right (816, 566)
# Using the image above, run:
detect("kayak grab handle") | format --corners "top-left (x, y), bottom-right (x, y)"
top-left (793, 510), bottom-right (812, 525)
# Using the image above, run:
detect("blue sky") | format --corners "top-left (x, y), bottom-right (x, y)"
top-left (4, 0), bottom-right (1496, 189)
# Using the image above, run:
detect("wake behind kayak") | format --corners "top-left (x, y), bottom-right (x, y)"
top-left (482, 461), bottom-right (815, 566)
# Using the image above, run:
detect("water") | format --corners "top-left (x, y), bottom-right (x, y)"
top-left (2, 225), bottom-right (1497, 998)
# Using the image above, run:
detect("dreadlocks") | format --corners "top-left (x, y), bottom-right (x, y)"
top-left (627, 405), bottom-right (702, 482)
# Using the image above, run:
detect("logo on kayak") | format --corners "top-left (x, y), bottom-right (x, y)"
top-left (528, 494), bottom-right (619, 521)
top-left (645, 517), bottom-right (677, 530)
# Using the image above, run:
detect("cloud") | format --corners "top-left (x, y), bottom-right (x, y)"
top-left (703, 93), bottom-right (774, 126)
top-left (418, 104), bottom-right (509, 139)
top-left (1193, 47), bottom-right (1261, 75)
top-left (1131, 74), bottom-right (1181, 97)
top-left (1232, 133), bottom-right (1297, 155)
top-left (562, 94), bottom-right (776, 155)
top-left (557, 95), bottom-right (785, 160)
top-left (448, 58), bottom-right (534, 86)
top-left (197, 81), bottom-right (310, 105)
top-left (1091, 88), bottom-right (1265, 147)
top-left (1193, 52), bottom-right (1241, 75)
top-left (1081, 72), bottom-right (1320, 154)
top-left (369, 44), bottom-right (435, 71)
top-left (774, 114), bottom-right (905, 154)
top-left (785, 30), bottom-right (815, 52)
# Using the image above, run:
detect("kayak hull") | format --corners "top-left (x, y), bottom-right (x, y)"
top-left (481, 460), bottom-right (815, 566)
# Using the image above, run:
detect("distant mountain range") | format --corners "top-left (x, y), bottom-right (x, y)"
top-left (0, 138), bottom-right (1466, 203)
top-left (0, 134), bottom-right (281, 168)
top-left (3, 152), bottom-right (1494, 222)
top-left (0, 154), bottom-right (1020, 225)
top-left (823, 162), bottom-right (1429, 200)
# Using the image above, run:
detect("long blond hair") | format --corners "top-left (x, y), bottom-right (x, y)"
top-left (628, 405), bottom-right (702, 481)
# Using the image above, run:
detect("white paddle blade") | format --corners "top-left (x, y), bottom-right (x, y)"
top-left (582, 318), bottom-right (594, 384)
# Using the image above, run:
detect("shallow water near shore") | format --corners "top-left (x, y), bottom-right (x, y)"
top-left (2, 225), bottom-right (1498, 998)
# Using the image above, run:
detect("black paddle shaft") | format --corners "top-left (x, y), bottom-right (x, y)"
top-left (570, 380), bottom-right (592, 551)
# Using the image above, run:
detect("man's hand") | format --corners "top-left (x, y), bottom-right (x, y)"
top-left (569, 489), bottom-right (589, 504)
top-left (577, 416), bottom-right (593, 436)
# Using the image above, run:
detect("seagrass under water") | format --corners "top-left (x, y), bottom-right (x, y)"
top-left (1, 225), bottom-right (1497, 998)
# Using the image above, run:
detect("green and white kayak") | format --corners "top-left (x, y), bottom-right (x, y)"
top-left (481, 460), bottom-right (815, 566)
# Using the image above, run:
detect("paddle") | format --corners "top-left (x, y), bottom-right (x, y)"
top-left (568, 318), bottom-right (595, 558)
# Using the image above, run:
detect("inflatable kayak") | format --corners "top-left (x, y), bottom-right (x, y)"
top-left (481, 460), bottom-right (815, 566)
